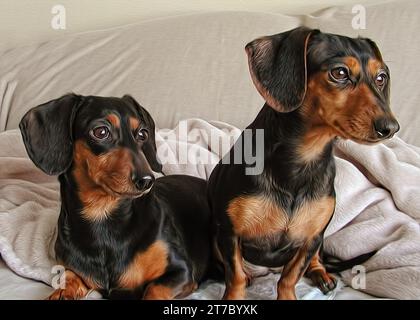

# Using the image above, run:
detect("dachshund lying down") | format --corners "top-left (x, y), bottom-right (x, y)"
top-left (19, 27), bottom-right (399, 300)
top-left (208, 27), bottom-right (399, 300)
top-left (19, 94), bottom-right (216, 300)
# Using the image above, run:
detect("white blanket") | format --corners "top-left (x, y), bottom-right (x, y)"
top-left (0, 119), bottom-right (419, 299)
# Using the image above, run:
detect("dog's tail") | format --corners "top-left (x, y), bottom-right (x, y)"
top-left (324, 250), bottom-right (377, 273)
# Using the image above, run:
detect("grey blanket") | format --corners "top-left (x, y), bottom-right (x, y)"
top-left (1, 119), bottom-right (419, 299)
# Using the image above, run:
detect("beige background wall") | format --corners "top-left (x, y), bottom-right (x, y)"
top-left (0, 0), bottom-right (388, 50)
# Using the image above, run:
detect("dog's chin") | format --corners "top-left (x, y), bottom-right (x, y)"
top-left (345, 136), bottom-right (383, 145)
top-left (132, 186), bottom-right (153, 198)
top-left (343, 132), bottom-right (395, 145)
top-left (332, 126), bottom-right (386, 145)
top-left (101, 183), bottom-right (153, 199)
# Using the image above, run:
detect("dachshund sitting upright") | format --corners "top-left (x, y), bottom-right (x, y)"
top-left (20, 94), bottom-right (214, 299)
top-left (208, 27), bottom-right (399, 300)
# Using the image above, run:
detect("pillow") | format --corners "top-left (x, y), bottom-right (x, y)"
top-left (0, 12), bottom-right (299, 132)
top-left (1, 2), bottom-right (418, 146)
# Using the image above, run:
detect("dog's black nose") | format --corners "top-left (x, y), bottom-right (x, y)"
top-left (374, 117), bottom-right (400, 139)
top-left (133, 175), bottom-right (154, 191)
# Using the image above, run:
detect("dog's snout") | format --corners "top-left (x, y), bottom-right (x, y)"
top-left (133, 174), bottom-right (154, 191)
top-left (374, 116), bottom-right (400, 139)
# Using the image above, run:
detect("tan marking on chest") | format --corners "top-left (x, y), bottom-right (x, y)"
top-left (227, 195), bottom-right (288, 238)
top-left (288, 196), bottom-right (335, 240)
top-left (119, 241), bottom-right (169, 289)
top-left (227, 195), bottom-right (335, 240)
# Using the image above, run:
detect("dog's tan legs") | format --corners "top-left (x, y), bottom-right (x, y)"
top-left (219, 237), bottom-right (248, 300)
top-left (277, 242), bottom-right (317, 300)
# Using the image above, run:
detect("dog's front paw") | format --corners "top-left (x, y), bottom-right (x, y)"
top-left (46, 270), bottom-right (89, 300)
top-left (309, 270), bottom-right (337, 294)
top-left (47, 288), bottom-right (86, 300)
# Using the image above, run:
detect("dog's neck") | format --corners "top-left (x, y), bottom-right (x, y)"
top-left (248, 103), bottom-right (337, 204)
top-left (298, 102), bottom-right (338, 162)
top-left (251, 103), bottom-right (337, 164)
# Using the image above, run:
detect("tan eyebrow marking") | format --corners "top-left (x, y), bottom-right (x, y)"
top-left (367, 58), bottom-right (383, 77)
top-left (343, 56), bottom-right (361, 77)
top-left (106, 114), bottom-right (120, 128)
top-left (129, 117), bottom-right (140, 130)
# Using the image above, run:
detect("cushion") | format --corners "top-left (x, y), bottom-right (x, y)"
top-left (0, 12), bottom-right (298, 132)
top-left (0, 1), bottom-right (418, 146)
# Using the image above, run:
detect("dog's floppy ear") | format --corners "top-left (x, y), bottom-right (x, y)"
top-left (122, 95), bottom-right (163, 173)
top-left (19, 93), bottom-right (82, 176)
top-left (245, 27), bottom-right (319, 112)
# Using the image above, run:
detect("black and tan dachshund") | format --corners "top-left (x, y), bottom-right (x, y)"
top-left (208, 27), bottom-right (400, 300)
top-left (20, 94), bottom-right (214, 300)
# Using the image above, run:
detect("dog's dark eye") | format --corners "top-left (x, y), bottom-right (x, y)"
top-left (330, 67), bottom-right (349, 81)
top-left (136, 129), bottom-right (148, 141)
top-left (375, 72), bottom-right (387, 88)
top-left (90, 126), bottom-right (110, 140)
